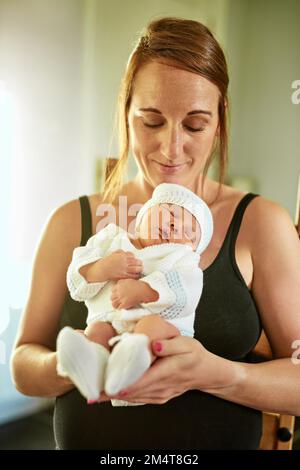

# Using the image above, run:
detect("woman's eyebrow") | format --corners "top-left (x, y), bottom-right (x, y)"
top-left (139, 107), bottom-right (212, 117)
top-left (187, 109), bottom-right (212, 117)
top-left (139, 107), bottom-right (162, 114)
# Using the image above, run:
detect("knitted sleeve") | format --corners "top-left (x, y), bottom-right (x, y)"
top-left (66, 223), bottom-right (118, 301)
top-left (140, 253), bottom-right (203, 319)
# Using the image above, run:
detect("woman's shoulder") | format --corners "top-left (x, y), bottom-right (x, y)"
top-left (46, 193), bottom-right (117, 258)
top-left (221, 186), bottom-right (297, 258)
top-left (212, 183), bottom-right (295, 251)
top-left (238, 191), bottom-right (294, 237)
top-left (58, 192), bottom-right (113, 241)
top-left (51, 197), bottom-right (82, 219)
top-left (244, 196), bottom-right (297, 262)
top-left (45, 197), bottom-right (83, 251)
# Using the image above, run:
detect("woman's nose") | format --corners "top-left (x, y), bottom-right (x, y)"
top-left (160, 126), bottom-right (184, 162)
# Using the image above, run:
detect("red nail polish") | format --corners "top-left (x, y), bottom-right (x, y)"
top-left (155, 341), bottom-right (162, 352)
top-left (87, 399), bottom-right (97, 405)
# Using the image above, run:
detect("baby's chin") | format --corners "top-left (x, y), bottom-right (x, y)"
top-left (137, 237), bottom-right (162, 248)
top-left (135, 236), bottom-right (194, 250)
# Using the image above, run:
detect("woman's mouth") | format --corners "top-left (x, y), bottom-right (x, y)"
top-left (154, 161), bottom-right (187, 174)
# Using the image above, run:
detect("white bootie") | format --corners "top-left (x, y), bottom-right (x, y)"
top-left (56, 326), bottom-right (109, 402)
top-left (104, 332), bottom-right (152, 396)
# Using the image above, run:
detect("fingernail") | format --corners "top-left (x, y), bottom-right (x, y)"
top-left (87, 399), bottom-right (97, 405)
top-left (155, 341), bottom-right (162, 352)
top-left (119, 390), bottom-right (128, 397)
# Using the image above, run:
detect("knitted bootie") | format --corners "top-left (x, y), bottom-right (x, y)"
top-left (104, 332), bottom-right (151, 396)
top-left (56, 326), bottom-right (109, 402)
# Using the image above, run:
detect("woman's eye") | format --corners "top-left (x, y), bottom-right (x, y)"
top-left (143, 122), bottom-right (204, 132)
top-left (186, 126), bottom-right (205, 133)
top-left (143, 122), bottom-right (162, 128)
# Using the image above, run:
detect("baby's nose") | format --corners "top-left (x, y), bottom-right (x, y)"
top-left (170, 222), bottom-right (180, 233)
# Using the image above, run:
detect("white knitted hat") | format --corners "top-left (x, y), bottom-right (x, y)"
top-left (135, 183), bottom-right (213, 255)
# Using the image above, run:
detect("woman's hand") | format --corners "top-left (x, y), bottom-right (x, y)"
top-left (98, 336), bottom-right (205, 404)
top-left (98, 336), bottom-right (244, 404)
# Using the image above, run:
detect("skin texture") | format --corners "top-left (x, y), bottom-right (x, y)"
top-left (133, 203), bottom-right (201, 251)
top-left (127, 61), bottom-right (220, 193)
top-left (11, 61), bottom-right (300, 416)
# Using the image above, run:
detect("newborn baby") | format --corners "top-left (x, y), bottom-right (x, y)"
top-left (56, 183), bottom-right (213, 405)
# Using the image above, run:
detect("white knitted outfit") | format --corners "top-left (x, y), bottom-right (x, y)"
top-left (66, 184), bottom-right (213, 407)
top-left (67, 223), bottom-right (203, 337)
top-left (67, 183), bottom-right (213, 336)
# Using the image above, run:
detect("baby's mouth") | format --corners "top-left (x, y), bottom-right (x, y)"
top-left (158, 228), bottom-right (165, 241)
top-left (159, 227), bottom-right (170, 241)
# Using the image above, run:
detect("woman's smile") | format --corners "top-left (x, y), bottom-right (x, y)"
top-left (154, 161), bottom-right (188, 174)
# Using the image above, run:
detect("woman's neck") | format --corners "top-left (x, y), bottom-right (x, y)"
top-left (130, 172), bottom-right (219, 202)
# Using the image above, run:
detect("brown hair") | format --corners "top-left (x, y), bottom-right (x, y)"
top-left (102, 16), bottom-right (229, 205)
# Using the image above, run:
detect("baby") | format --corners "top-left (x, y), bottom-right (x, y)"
top-left (56, 183), bottom-right (213, 405)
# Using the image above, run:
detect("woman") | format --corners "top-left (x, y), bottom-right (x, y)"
top-left (11, 17), bottom-right (300, 450)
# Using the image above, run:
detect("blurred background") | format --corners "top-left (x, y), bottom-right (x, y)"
top-left (0, 0), bottom-right (299, 449)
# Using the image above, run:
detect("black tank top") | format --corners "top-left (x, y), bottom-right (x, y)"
top-left (54, 193), bottom-right (263, 450)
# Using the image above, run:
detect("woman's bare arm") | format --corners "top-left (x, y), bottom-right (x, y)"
top-left (114, 198), bottom-right (300, 416)
top-left (200, 197), bottom-right (300, 414)
top-left (10, 199), bottom-right (83, 397)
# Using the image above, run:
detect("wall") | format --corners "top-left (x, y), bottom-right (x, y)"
top-left (226, 0), bottom-right (300, 217)
top-left (0, 0), bottom-right (84, 424)
top-left (82, 0), bottom-right (229, 186)
top-left (0, 0), bottom-right (85, 260)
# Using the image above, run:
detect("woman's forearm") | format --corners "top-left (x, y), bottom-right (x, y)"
top-left (201, 354), bottom-right (300, 416)
top-left (11, 344), bottom-right (74, 398)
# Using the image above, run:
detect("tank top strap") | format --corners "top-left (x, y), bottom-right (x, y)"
top-left (222, 193), bottom-right (258, 262)
top-left (79, 195), bottom-right (93, 246)
top-left (226, 193), bottom-right (259, 248)
top-left (220, 193), bottom-right (259, 282)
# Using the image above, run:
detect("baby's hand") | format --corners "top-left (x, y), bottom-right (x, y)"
top-left (111, 279), bottom-right (142, 309)
top-left (104, 250), bottom-right (143, 281)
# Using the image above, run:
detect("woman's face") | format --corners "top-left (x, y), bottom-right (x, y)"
top-left (128, 60), bottom-right (220, 191)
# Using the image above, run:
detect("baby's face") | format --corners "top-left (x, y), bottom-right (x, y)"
top-left (136, 203), bottom-right (201, 250)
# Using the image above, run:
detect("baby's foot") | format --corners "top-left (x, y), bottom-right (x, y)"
top-left (104, 333), bottom-right (151, 396)
top-left (56, 327), bottom-right (109, 401)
